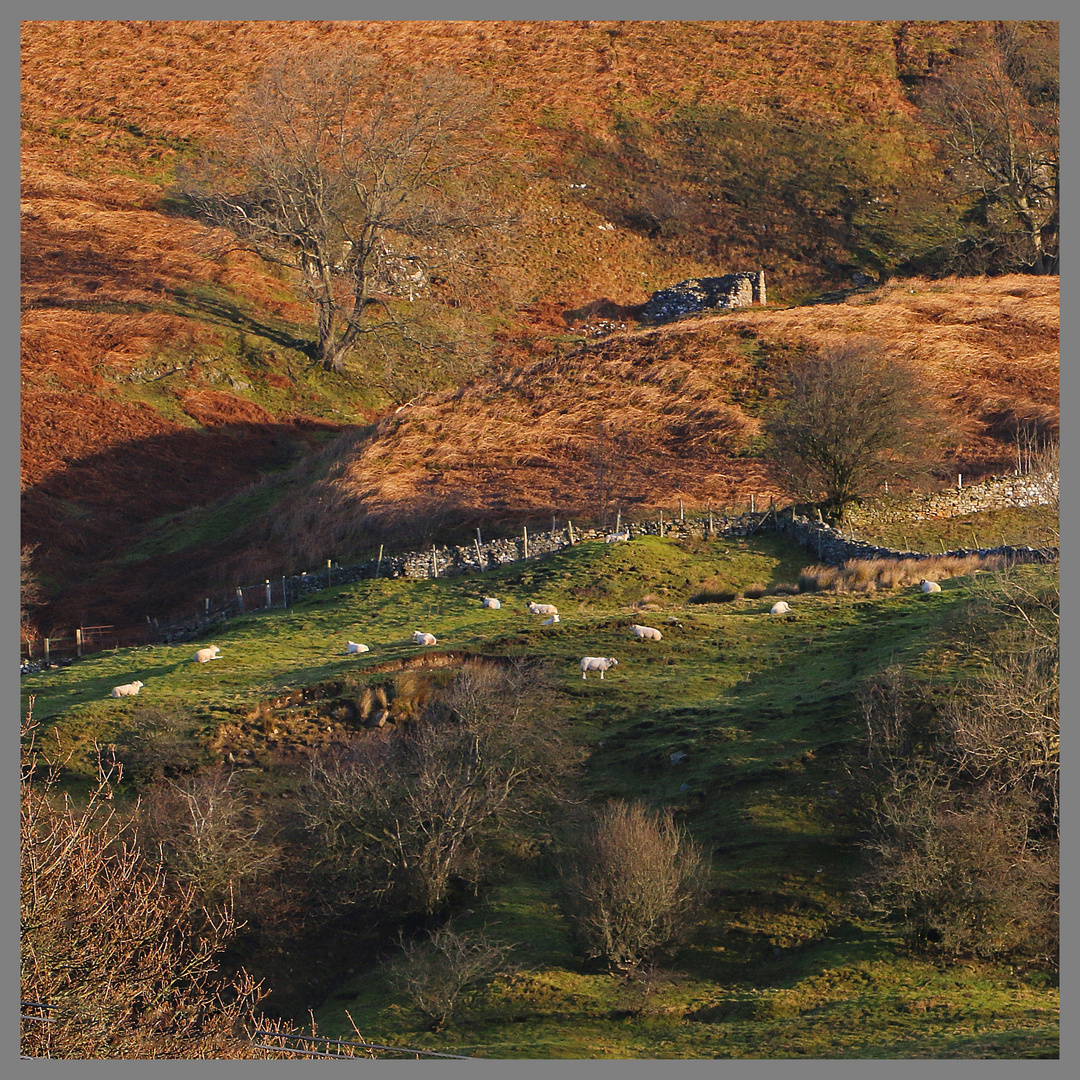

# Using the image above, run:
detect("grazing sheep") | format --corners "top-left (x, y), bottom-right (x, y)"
top-left (770, 601), bottom-right (791, 615)
top-left (412, 631), bottom-right (438, 646)
top-left (110, 681), bottom-right (144, 698)
top-left (194, 645), bottom-right (221, 663)
top-left (920, 579), bottom-right (942, 593)
top-left (581, 656), bottom-right (619, 680)
top-left (482, 597), bottom-right (501, 610)
top-left (346, 641), bottom-right (370, 654)
top-left (527, 601), bottom-right (558, 616)
top-left (605, 531), bottom-right (630, 543)
top-left (541, 613), bottom-right (561, 625)
top-left (630, 623), bottom-right (663, 641)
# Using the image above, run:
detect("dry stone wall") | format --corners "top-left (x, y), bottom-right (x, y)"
top-left (845, 471), bottom-right (1058, 528)
top-left (158, 470), bottom-right (1057, 643)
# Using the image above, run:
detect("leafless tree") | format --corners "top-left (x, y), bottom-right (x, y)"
top-left (559, 800), bottom-right (710, 974)
top-left (852, 572), bottom-right (1059, 966)
top-left (299, 661), bottom-right (579, 915)
top-left (180, 49), bottom-right (512, 373)
top-left (20, 706), bottom-right (274, 1058)
top-left (919, 21), bottom-right (1058, 273)
top-left (139, 769), bottom-right (281, 918)
top-left (764, 341), bottom-right (946, 520)
top-left (388, 926), bottom-right (516, 1032)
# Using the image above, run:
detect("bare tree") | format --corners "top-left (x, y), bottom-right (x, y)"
top-left (388, 926), bottom-right (516, 1032)
top-left (20, 707), bottom-right (272, 1058)
top-left (140, 769), bottom-right (281, 917)
top-left (299, 661), bottom-right (578, 915)
top-left (919, 21), bottom-right (1058, 274)
top-left (180, 49), bottom-right (510, 373)
top-left (559, 800), bottom-right (709, 974)
top-left (764, 342), bottom-right (946, 520)
top-left (852, 570), bottom-right (1059, 966)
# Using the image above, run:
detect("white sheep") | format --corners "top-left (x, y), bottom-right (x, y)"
top-left (527, 601), bottom-right (558, 616)
top-left (482, 597), bottom-right (501, 610)
top-left (770, 601), bottom-right (792, 615)
top-left (605, 531), bottom-right (629, 543)
top-left (920, 579), bottom-right (942, 593)
top-left (581, 656), bottom-right (619, 680)
top-left (541, 614), bottom-right (561, 625)
top-left (630, 623), bottom-right (662, 641)
top-left (110, 681), bottom-right (144, 698)
top-left (412, 631), bottom-right (438, 646)
top-left (193, 645), bottom-right (221, 663)
top-left (346, 641), bottom-right (370, 654)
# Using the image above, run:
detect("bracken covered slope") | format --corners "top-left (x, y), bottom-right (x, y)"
top-left (21, 20), bottom-right (1056, 632)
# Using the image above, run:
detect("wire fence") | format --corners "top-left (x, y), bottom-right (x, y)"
top-left (19, 1003), bottom-right (475, 1060)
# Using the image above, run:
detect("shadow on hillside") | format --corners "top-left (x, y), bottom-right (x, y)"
top-left (168, 287), bottom-right (317, 359)
top-left (22, 417), bottom-right (346, 631)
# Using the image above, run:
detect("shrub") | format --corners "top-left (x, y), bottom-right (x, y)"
top-left (20, 706), bottom-right (269, 1058)
top-left (852, 578), bottom-right (1058, 969)
top-left (559, 800), bottom-right (710, 974)
top-left (388, 926), bottom-right (516, 1031)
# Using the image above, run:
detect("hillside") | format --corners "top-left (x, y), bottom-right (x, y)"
top-left (20, 20), bottom-right (1057, 635)
top-left (19, 535), bottom-right (1059, 1056)
top-left (35, 274), bottom-right (1058, 633)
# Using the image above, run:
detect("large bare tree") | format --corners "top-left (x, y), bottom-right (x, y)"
top-left (181, 49), bottom-right (508, 373)
top-left (920, 21), bottom-right (1058, 274)
top-left (764, 342), bottom-right (947, 520)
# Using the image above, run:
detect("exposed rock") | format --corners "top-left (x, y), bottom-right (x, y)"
top-left (640, 272), bottom-right (766, 323)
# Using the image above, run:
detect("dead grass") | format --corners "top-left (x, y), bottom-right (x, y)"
top-left (797, 554), bottom-right (1004, 594)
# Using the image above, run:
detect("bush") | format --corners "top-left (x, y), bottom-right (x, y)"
top-left (20, 707), bottom-right (269, 1058)
top-left (559, 800), bottom-right (710, 974)
top-left (852, 574), bottom-right (1059, 969)
top-left (388, 926), bottom-right (516, 1031)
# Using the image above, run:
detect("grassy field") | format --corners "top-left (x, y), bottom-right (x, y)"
top-left (19, 533), bottom-right (1059, 1059)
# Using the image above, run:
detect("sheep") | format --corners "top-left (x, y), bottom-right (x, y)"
top-left (605, 531), bottom-right (629, 543)
top-left (346, 641), bottom-right (370, 654)
top-left (412, 631), bottom-right (438, 646)
top-left (581, 656), bottom-right (619, 680)
top-left (630, 623), bottom-right (662, 641)
top-left (193, 645), bottom-right (221, 663)
top-left (770, 601), bottom-right (791, 615)
top-left (527, 601), bottom-right (558, 616)
top-left (541, 613), bottom-right (561, 625)
top-left (920, 579), bottom-right (942, 593)
top-left (482, 597), bottom-right (501, 610)
top-left (110, 681), bottom-right (144, 698)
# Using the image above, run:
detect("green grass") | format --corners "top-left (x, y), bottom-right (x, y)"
top-left (851, 504), bottom-right (1059, 553)
top-left (19, 536), bottom-right (1059, 1058)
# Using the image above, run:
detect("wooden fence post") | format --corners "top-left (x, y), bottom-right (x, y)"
top-left (523, 526), bottom-right (529, 559)
top-left (568, 520), bottom-right (575, 545)
top-left (282, 576), bottom-right (287, 608)
top-left (615, 509), bottom-right (621, 535)
top-left (679, 499), bottom-right (684, 522)
top-left (375, 544), bottom-right (384, 579)
top-left (327, 558), bottom-right (333, 586)
top-left (659, 511), bottom-right (664, 538)
top-left (266, 580), bottom-right (272, 609)
top-left (236, 587), bottom-right (245, 613)
top-left (44, 638), bottom-right (50, 663)
top-left (474, 537), bottom-right (484, 569)
top-left (551, 514), bottom-right (556, 535)
top-left (76, 628), bottom-right (82, 658)
top-left (431, 547), bottom-right (438, 578)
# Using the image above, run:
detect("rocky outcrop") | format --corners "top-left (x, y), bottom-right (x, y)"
top-left (639, 272), bottom-right (766, 323)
